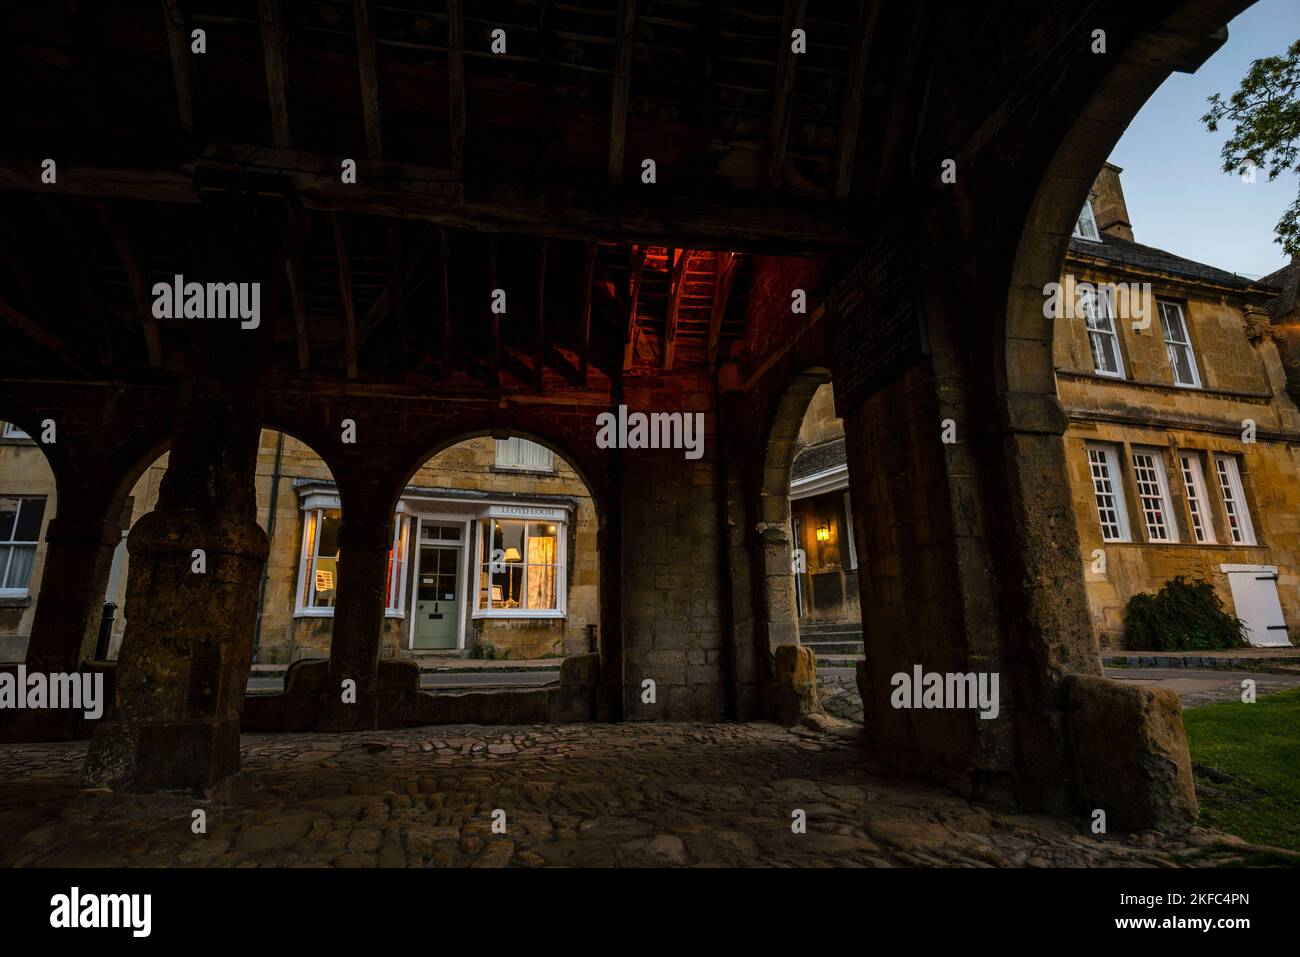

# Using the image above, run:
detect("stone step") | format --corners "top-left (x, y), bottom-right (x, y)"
top-left (802, 640), bottom-right (864, 655)
top-left (798, 623), bottom-right (863, 637)
top-left (1103, 653), bottom-right (1300, 675)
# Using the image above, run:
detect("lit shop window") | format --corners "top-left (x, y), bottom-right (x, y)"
top-left (297, 508), bottom-right (341, 611)
top-left (476, 519), bottom-right (564, 615)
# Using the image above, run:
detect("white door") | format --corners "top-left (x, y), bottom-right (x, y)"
top-left (1222, 564), bottom-right (1290, 647)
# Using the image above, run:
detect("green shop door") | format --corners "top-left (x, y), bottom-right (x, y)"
top-left (413, 545), bottom-right (461, 649)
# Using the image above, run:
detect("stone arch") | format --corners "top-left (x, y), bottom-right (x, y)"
top-left (391, 414), bottom-right (616, 711)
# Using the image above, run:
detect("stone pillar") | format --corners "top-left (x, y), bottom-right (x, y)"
top-left (26, 512), bottom-right (122, 675)
top-left (319, 513), bottom-right (393, 731)
top-left (83, 191), bottom-right (285, 792)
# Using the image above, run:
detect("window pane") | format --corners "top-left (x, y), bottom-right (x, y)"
top-left (14, 497), bottom-right (45, 542)
top-left (1087, 447), bottom-right (1127, 542)
top-left (0, 498), bottom-right (18, 541)
top-left (1131, 451), bottom-right (1173, 542)
top-left (525, 522), bottom-right (559, 609)
top-left (1179, 454), bottom-right (1214, 544)
top-left (2, 544), bottom-right (35, 589)
top-left (311, 509), bottom-right (342, 607)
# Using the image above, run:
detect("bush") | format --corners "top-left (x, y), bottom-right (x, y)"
top-left (1123, 575), bottom-right (1249, 651)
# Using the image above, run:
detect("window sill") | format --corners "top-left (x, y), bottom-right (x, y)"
top-left (0, 594), bottom-right (31, 608)
top-left (490, 465), bottom-right (556, 476)
top-left (472, 610), bottom-right (566, 620)
top-left (293, 608), bottom-right (335, 619)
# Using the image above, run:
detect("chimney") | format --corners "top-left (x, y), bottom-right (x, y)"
top-left (1090, 163), bottom-right (1134, 242)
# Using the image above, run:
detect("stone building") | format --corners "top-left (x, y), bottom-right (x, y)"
top-left (789, 385), bottom-right (860, 636)
top-left (0, 428), bottom-right (597, 664)
top-left (1059, 164), bottom-right (1297, 649)
top-left (781, 166), bottom-right (1299, 652)
top-left (1, 0), bottom-right (1275, 827)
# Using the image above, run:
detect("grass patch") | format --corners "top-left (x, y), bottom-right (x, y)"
top-left (1183, 687), bottom-right (1300, 852)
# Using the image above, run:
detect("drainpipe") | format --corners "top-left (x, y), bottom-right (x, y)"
top-left (253, 431), bottom-right (286, 663)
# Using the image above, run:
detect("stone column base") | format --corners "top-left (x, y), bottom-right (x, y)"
top-left (1065, 673), bottom-right (1198, 831)
top-left (83, 716), bottom-right (241, 794)
top-left (774, 643), bottom-right (823, 725)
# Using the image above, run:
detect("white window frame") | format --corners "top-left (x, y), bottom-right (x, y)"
top-left (473, 516), bottom-right (567, 619)
top-left (1073, 198), bottom-right (1101, 242)
top-left (1085, 444), bottom-right (1131, 543)
top-left (842, 491), bottom-right (858, 571)
top-left (1080, 285), bottom-right (1126, 379)
top-left (1130, 449), bottom-right (1179, 543)
top-left (384, 512), bottom-right (412, 617)
top-left (294, 506), bottom-right (342, 617)
top-left (0, 495), bottom-right (46, 597)
top-left (1158, 300), bottom-right (1201, 388)
top-left (1178, 452), bottom-right (1216, 545)
top-left (1214, 455), bottom-right (1257, 546)
top-left (494, 437), bottom-right (555, 473)
top-left (1, 422), bottom-right (29, 439)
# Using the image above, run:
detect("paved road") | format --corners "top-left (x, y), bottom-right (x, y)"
top-left (819, 666), bottom-right (1300, 707)
top-left (247, 670), bottom-right (560, 693)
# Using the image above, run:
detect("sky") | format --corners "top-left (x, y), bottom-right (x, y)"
top-left (1108, 0), bottom-right (1299, 281)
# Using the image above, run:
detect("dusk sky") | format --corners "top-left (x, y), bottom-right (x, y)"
top-left (1109, 0), bottom-right (1298, 281)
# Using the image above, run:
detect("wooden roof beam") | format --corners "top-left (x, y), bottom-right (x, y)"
top-left (535, 239), bottom-right (547, 389)
top-left (330, 213), bottom-right (359, 379)
top-left (707, 252), bottom-right (738, 368)
top-left (162, 0), bottom-right (195, 136)
top-left (0, 154), bottom-right (862, 254)
top-left (259, 0), bottom-right (292, 149)
top-left (608, 0), bottom-right (637, 187)
top-left (832, 0), bottom-right (882, 200)
top-left (439, 226), bottom-right (453, 377)
top-left (767, 0), bottom-right (809, 192)
top-left (447, 0), bottom-right (467, 176)
top-left (578, 242), bottom-right (596, 384)
top-left (92, 201), bottom-right (163, 368)
top-left (622, 245), bottom-right (648, 370)
top-left (0, 295), bottom-right (94, 377)
top-left (354, 0), bottom-right (384, 161)
top-left (663, 247), bottom-right (690, 371)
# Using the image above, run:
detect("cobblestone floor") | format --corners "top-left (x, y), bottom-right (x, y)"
top-left (0, 721), bottom-right (1267, 868)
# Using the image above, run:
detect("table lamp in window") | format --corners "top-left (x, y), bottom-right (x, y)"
top-left (503, 547), bottom-right (522, 606)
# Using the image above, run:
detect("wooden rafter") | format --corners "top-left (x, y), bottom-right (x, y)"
top-left (537, 0), bottom-right (555, 174)
top-left (767, 0), bottom-right (810, 191)
top-left (874, 0), bottom-right (931, 197)
top-left (330, 213), bottom-right (358, 379)
top-left (0, 295), bottom-right (93, 377)
top-left (93, 202), bottom-right (162, 368)
top-left (488, 238), bottom-right (500, 388)
top-left (282, 237), bottom-right (310, 372)
top-left (447, 0), bottom-right (467, 176)
top-left (258, 0), bottom-right (292, 148)
top-left (707, 252), bottom-right (738, 368)
top-left (535, 239), bottom-right (547, 389)
top-left (439, 226), bottom-right (453, 375)
top-left (622, 245), bottom-right (648, 370)
top-left (663, 247), bottom-right (690, 371)
top-left (832, 0), bottom-right (882, 200)
top-left (354, 0), bottom-right (384, 161)
top-left (389, 226), bottom-right (407, 363)
top-left (578, 242), bottom-right (597, 384)
top-left (690, 2), bottom-right (719, 187)
top-left (31, 197), bottom-right (111, 365)
top-left (608, 0), bottom-right (637, 187)
top-left (162, 0), bottom-right (195, 135)
top-left (0, 154), bottom-right (861, 254)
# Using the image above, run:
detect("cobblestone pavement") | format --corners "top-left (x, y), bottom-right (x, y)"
top-left (0, 721), bottom-right (1267, 868)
